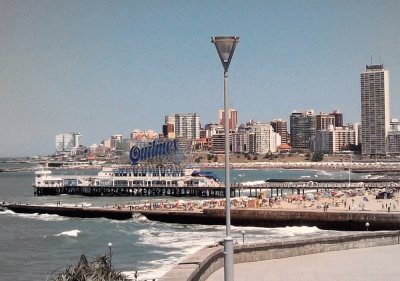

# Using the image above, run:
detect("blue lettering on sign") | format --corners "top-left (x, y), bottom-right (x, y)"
top-left (129, 140), bottom-right (179, 165)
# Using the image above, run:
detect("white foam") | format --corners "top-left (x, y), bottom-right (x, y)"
top-left (275, 226), bottom-right (321, 235)
top-left (55, 229), bottom-right (81, 237)
top-left (35, 213), bottom-right (68, 222)
top-left (241, 180), bottom-right (266, 187)
top-left (130, 224), bottom-right (327, 280)
top-left (137, 226), bottom-right (223, 252)
top-left (132, 213), bottom-right (148, 222)
top-left (316, 170), bottom-right (334, 177)
top-left (0, 210), bottom-right (16, 215)
top-left (136, 228), bottom-right (156, 237)
top-left (0, 210), bottom-right (68, 221)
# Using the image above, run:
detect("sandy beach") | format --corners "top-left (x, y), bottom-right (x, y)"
top-left (103, 187), bottom-right (399, 215)
top-left (200, 160), bottom-right (400, 171)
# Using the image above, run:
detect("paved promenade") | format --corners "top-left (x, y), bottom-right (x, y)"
top-left (207, 244), bottom-right (400, 281)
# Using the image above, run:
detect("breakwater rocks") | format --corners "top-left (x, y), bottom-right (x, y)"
top-left (3, 204), bottom-right (400, 231)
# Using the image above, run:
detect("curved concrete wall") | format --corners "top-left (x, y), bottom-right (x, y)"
top-left (142, 208), bottom-right (400, 231)
top-left (160, 231), bottom-right (400, 281)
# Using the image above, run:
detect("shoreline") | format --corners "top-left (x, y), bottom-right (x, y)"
top-left (3, 160), bottom-right (400, 173)
top-left (198, 160), bottom-right (400, 172)
top-left (3, 189), bottom-right (400, 231)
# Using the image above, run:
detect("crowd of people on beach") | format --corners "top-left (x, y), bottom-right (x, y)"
top-left (92, 187), bottom-right (399, 214)
top-left (200, 160), bottom-right (400, 171)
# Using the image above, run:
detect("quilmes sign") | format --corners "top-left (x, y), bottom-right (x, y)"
top-left (129, 140), bottom-right (179, 165)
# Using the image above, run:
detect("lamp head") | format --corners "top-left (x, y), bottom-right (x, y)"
top-left (211, 36), bottom-right (240, 71)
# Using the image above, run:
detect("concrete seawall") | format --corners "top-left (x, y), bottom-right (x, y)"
top-left (160, 231), bottom-right (400, 281)
top-left (4, 204), bottom-right (400, 230)
top-left (142, 208), bottom-right (400, 231)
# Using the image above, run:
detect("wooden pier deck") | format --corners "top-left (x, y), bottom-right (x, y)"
top-left (33, 178), bottom-right (400, 198)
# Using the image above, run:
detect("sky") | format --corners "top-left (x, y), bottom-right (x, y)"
top-left (1, 0), bottom-right (400, 157)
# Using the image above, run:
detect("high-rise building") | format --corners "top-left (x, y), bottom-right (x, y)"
top-left (361, 64), bottom-right (390, 155)
top-left (169, 113), bottom-right (200, 140)
top-left (314, 126), bottom-right (356, 154)
top-left (231, 132), bottom-right (248, 154)
top-left (270, 118), bottom-right (288, 144)
top-left (162, 123), bottom-right (175, 139)
top-left (388, 118), bottom-right (400, 154)
top-left (204, 123), bottom-right (220, 138)
top-left (316, 113), bottom-right (335, 130)
top-left (290, 110), bottom-right (316, 150)
top-left (111, 134), bottom-right (123, 149)
top-left (390, 118), bottom-right (400, 131)
top-left (331, 110), bottom-right (343, 127)
top-left (347, 123), bottom-right (361, 146)
top-left (248, 122), bottom-right (281, 154)
top-left (55, 132), bottom-right (81, 153)
top-left (211, 134), bottom-right (231, 154)
top-left (219, 108), bottom-right (238, 131)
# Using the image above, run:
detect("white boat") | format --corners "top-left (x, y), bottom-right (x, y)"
top-left (33, 165), bottom-right (222, 196)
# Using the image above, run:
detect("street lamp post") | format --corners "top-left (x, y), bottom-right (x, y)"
top-left (365, 222), bottom-right (370, 231)
top-left (212, 35), bottom-right (240, 281)
top-left (241, 230), bottom-right (245, 244)
top-left (108, 242), bottom-right (112, 268)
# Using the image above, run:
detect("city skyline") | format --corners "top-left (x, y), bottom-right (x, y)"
top-left (1, 1), bottom-right (399, 157)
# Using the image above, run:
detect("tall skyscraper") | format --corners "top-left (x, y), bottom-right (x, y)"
top-left (270, 118), bottom-right (288, 144)
top-left (55, 132), bottom-right (81, 153)
top-left (170, 113), bottom-right (200, 139)
top-left (361, 64), bottom-right (390, 155)
top-left (290, 110), bottom-right (316, 150)
top-left (316, 113), bottom-right (335, 131)
top-left (219, 108), bottom-right (238, 131)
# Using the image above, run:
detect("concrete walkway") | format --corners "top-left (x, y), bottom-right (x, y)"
top-left (207, 244), bottom-right (400, 281)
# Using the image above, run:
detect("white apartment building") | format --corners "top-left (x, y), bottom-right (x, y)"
top-left (248, 122), bottom-right (281, 154)
top-left (166, 113), bottom-right (200, 140)
top-left (361, 64), bottom-right (390, 155)
top-left (388, 119), bottom-right (400, 154)
top-left (55, 132), bottom-right (81, 154)
top-left (314, 126), bottom-right (356, 154)
top-left (204, 123), bottom-right (220, 138)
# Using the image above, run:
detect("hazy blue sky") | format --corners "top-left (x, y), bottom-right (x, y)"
top-left (1, 0), bottom-right (399, 157)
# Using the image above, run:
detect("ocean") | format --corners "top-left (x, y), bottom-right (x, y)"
top-left (0, 160), bottom-right (359, 281)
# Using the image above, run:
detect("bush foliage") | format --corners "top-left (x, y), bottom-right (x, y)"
top-left (49, 255), bottom-right (127, 281)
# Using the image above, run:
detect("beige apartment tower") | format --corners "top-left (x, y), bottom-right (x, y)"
top-left (361, 64), bottom-right (390, 156)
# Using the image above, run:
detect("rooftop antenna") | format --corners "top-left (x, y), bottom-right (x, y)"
top-left (370, 56), bottom-right (373, 65)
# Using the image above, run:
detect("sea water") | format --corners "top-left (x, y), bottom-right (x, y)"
top-left (0, 160), bottom-right (356, 281)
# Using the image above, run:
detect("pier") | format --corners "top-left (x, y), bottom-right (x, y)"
top-left (34, 178), bottom-right (400, 198)
top-left (34, 185), bottom-right (228, 197)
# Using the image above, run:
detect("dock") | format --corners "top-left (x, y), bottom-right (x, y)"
top-left (33, 178), bottom-right (400, 198)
